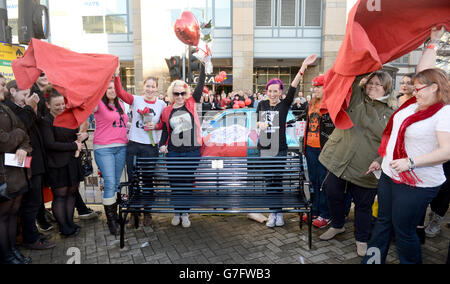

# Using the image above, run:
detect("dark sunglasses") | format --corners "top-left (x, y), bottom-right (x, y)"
top-left (173, 92), bottom-right (186, 97)
top-left (39, 73), bottom-right (46, 77)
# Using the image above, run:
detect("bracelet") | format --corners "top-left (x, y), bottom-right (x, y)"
top-left (408, 157), bottom-right (416, 170)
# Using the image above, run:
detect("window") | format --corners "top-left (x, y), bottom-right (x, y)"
top-left (254, 67), bottom-right (293, 93)
top-left (189, 0), bottom-right (212, 24)
top-left (105, 0), bottom-right (128, 15)
top-left (281, 0), bottom-right (296, 26)
top-left (256, 0), bottom-right (272, 26)
top-left (305, 0), bottom-right (321, 27)
top-left (82, 16), bottom-right (104, 34)
top-left (392, 54), bottom-right (410, 65)
top-left (215, 0), bottom-right (231, 27)
top-left (298, 0), bottom-right (302, 26)
top-left (105, 15), bottom-right (128, 34)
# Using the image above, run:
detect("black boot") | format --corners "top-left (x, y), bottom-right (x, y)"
top-left (104, 205), bottom-right (118, 236)
top-left (11, 246), bottom-right (32, 264)
top-left (112, 202), bottom-right (119, 224)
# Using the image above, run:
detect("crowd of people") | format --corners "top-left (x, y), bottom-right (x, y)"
top-left (0, 27), bottom-right (448, 264)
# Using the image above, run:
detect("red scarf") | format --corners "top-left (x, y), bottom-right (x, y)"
top-left (379, 97), bottom-right (445, 186)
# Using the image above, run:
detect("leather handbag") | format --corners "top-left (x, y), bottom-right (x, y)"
top-left (79, 142), bottom-right (93, 177)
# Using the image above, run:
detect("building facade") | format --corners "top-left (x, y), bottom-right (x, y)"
top-left (8, 0), bottom-right (446, 97)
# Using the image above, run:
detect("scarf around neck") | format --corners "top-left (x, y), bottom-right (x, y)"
top-left (378, 96), bottom-right (445, 186)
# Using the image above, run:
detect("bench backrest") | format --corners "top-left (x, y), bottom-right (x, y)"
top-left (131, 156), bottom-right (306, 199)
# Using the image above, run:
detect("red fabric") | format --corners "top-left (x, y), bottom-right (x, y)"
top-left (12, 39), bottom-right (119, 129)
top-left (321, 0), bottom-right (450, 130)
top-left (201, 137), bottom-right (247, 157)
top-left (378, 96), bottom-right (445, 186)
top-left (42, 186), bottom-right (53, 203)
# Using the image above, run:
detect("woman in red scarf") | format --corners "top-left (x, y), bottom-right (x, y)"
top-left (363, 67), bottom-right (450, 264)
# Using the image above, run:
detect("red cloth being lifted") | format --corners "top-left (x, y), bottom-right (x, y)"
top-left (12, 39), bottom-right (119, 129)
top-left (321, 0), bottom-right (450, 130)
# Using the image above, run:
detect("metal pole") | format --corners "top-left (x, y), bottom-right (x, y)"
top-left (0, 0), bottom-right (10, 43)
top-left (182, 46), bottom-right (186, 82)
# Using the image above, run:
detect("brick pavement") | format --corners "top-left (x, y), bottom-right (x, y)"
top-left (21, 207), bottom-right (449, 264)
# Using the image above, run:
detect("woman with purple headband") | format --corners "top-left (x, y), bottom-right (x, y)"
top-left (256, 54), bottom-right (317, 228)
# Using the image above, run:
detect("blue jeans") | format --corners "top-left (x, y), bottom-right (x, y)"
top-left (305, 146), bottom-right (330, 219)
top-left (94, 146), bottom-right (127, 205)
top-left (363, 173), bottom-right (440, 264)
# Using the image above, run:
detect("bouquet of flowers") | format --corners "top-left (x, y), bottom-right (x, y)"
top-left (138, 107), bottom-right (155, 146)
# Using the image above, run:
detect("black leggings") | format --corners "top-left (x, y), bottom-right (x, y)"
top-left (51, 184), bottom-right (79, 235)
top-left (0, 195), bottom-right (23, 258)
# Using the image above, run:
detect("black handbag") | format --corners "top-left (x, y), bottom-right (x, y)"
top-left (79, 142), bottom-right (93, 177)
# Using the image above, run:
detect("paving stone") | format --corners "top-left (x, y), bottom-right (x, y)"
top-left (19, 211), bottom-right (449, 264)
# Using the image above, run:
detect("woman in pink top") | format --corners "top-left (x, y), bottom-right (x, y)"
top-left (93, 81), bottom-right (128, 235)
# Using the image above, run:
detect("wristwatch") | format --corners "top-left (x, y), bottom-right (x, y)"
top-left (408, 157), bottom-right (416, 170)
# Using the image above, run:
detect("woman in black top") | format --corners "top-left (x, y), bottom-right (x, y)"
top-left (256, 54), bottom-right (317, 228)
top-left (40, 86), bottom-right (87, 237)
top-left (4, 81), bottom-right (56, 250)
top-left (158, 64), bottom-right (205, 228)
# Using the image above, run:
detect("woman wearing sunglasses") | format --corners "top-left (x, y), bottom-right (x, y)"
top-left (114, 68), bottom-right (167, 227)
top-left (363, 28), bottom-right (450, 264)
top-left (157, 64), bottom-right (206, 228)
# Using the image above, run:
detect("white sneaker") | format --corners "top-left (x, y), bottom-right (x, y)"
top-left (424, 211), bottom-right (435, 228)
top-left (425, 212), bottom-right (443, 238)
top-left (275, 213), bottom-right (285, 227)
top-left (266, 213), bottom-right (276, 228)
top-left (171, 214), bottom-right (181, 226)
top-left (356, 241), bottom-right (368, 257)
top-left (181, 213), bottom-right (191, 228)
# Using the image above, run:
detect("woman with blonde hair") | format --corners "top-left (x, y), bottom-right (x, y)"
top-left (157, 64), bottom-right (206, 228)
top-left (363, 67), bottom-right (450, 264)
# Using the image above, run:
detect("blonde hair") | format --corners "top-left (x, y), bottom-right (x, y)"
top-left (166, 80), bottom-right (191, 103)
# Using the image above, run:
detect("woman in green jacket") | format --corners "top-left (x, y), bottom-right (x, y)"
top-left (318, 71), bottom-right (397, 257)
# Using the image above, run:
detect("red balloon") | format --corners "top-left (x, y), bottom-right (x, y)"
top-left (225, 98), bottom-right (231, 104)
top-left (174, 11), bottom-right (200, 46)
top-left (215, 75), bottom-right (222, 83)
top-left (245, 98), bottom-right (252, 106)
top-left (203, 87), bottom-right (209, 94)
top-left (219, 71), bottom-right (227, 78)
top-left (238, 101), bottom-right (245, 108)
top-left (233, 103), bottom-right (240, 109)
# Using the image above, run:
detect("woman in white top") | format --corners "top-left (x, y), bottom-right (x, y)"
top-left (363, 67), bottom-right (450, 264)
top-left (114, 69), bottom-right (166, 227)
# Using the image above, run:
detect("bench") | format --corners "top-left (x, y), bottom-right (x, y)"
top-left (118, 155), bottom-right (313, 249)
